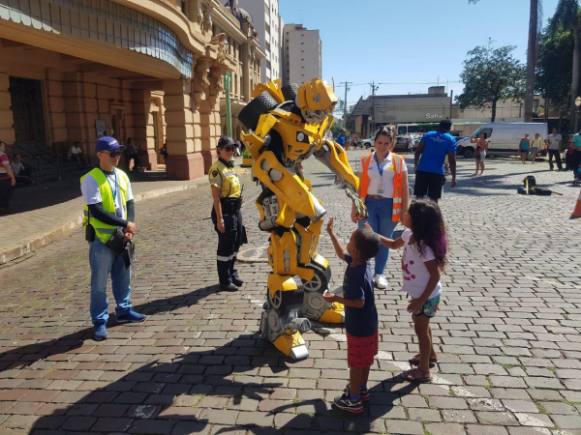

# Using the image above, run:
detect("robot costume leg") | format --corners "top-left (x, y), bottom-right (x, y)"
top-left (255, 162), bottom-right (343, 360)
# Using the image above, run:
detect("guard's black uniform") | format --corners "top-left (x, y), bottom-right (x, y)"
top-left (209, 158), bottom-right (247, 289)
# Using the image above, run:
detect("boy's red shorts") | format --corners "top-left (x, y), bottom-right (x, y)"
top-left (347, 331), bottom-right (378, 368)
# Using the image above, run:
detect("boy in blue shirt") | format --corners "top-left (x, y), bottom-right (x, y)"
top-left (324, 218), bottom-right (380, 414)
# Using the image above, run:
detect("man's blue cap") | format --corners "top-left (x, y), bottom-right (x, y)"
top-left (96, 136), bottom-right (124, 153)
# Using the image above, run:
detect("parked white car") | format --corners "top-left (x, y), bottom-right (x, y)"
top-left (456, 122), bottom-right (548, 158)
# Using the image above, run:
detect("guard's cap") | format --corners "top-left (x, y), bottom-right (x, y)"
top-left (96, 136), bottom-right (124, 153)
top-left (217, 136), bottom-right (238, 149)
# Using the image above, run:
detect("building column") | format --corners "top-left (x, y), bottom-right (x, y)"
top-left (63, 72), bottom-right (97, 159)
top-left (163, 78), bottom-right (204, 180)
top-left (0, 72), bottom-right (15, 145)
top-left (130, 88), bottom-right (157, 170)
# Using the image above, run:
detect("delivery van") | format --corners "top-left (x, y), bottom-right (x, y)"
top-left (456, 122), bottom-right (548, 158)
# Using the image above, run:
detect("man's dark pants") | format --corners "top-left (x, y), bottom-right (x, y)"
top-left (547, 149), bottom-right (563, 171)
top-left (414, 170), bottom-right (445, 201)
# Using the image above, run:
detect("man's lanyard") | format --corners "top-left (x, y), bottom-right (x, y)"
top-left (100, 168), bottom-right (119, 203)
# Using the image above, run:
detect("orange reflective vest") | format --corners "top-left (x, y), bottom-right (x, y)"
top-left (359, 153), bottom-right (406, 222)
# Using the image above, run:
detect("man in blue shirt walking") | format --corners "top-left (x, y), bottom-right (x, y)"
top-left (414, 120), bottom-right (457, 202)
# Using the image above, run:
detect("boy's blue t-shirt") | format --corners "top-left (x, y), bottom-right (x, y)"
top-left (342, 255), bottom-right (377, 337)
top-left (417, 131), bottom-right (457, 175)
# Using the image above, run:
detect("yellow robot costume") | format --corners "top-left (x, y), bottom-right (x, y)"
top-left (238, 79), bottom-right (366, 360)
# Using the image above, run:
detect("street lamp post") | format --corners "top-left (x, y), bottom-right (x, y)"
top-left (575, 96), bottom-right (581, 133)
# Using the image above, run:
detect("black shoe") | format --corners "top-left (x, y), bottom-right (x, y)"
top-left (220, 282), bottom-right (238, 292)
top-left (232, 276), bottom-right (244, 287)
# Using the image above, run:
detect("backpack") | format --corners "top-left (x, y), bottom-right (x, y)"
top-left (517, 175), bottom-right (552, 196)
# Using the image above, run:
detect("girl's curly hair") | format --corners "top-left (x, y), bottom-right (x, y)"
top-left (407, 200), bottom-right (448, 269)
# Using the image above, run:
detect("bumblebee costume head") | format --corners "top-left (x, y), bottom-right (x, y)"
top-left (296, 80), bottom-right (337, 124)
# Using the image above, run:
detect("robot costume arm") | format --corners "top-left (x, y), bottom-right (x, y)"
top-left (313, 139), bottom-right (367, 218)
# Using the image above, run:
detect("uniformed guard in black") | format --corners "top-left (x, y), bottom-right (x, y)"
top-left (209, 136), bottom-right (247, 291)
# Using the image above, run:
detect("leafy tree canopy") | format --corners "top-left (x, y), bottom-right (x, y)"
top-left (458, 44), bottom-right (525, 121)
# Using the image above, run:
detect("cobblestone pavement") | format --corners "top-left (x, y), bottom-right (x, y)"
top-left (0, 151), bottom-right (579, 435)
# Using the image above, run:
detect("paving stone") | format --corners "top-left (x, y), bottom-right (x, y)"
top-left (550, 415), bottom-right (581, 430)
top-left (442, 409), bottom-right (478, 423)
top-left (384, 419), bottom-right (424, 434)
top-left (467, 425), bottom-right (509, 435)
top-left (514, 413), bottom-right (554, 428)
top-left (425, 422), bottom-right (468, 435)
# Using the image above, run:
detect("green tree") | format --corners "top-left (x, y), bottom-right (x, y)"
top-left (458, 44), bottom-right (526, 122)
top-left (537, 0), bottom-right (580, 127)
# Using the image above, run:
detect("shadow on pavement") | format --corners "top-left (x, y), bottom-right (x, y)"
top-left (6, 171), bottom-right (167, 214)
top-left (0, 284), bottom-right (221, 373)
top-left (28, 334), bottom-right (419, 434)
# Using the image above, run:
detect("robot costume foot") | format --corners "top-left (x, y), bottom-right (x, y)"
top-left (260, 306), bottom-right (311, 360)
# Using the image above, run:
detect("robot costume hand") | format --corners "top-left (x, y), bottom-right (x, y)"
top-left (345, 187), bottom-right (368, 219)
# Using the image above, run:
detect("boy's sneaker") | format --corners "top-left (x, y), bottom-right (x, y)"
top-left (116, 309), bottom-right (146, 323)
top-left (333, 395), bottom-right (364, 414)
top-left (359, 387), bottom-right (369, 402)
top-left (343, 385), bottom-right (370, 403)
top-left (93, 323), bottom-right (107, 341)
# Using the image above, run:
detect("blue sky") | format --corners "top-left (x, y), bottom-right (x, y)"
top-left (279, 0), bottom-right (560, 109)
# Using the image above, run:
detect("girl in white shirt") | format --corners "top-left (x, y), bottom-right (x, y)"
top-left (373, 199), bottom-right (448, 382)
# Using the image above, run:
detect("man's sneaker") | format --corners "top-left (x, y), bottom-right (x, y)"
top-left (373, 274), bottom-right (388, 289)
top-left (343, 385), bottom-right (369, 403)
top-left (93, 323), bottom-right (108, 341)
top-left (333, 395), bottom-right (364, 414)
top-left (116, 309), bottom-right (146, 323)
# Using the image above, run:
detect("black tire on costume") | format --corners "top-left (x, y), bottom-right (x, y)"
top-left (281, 83), bottom-right (298, 102)
top-left (238, 91), bottom-right (278, 130)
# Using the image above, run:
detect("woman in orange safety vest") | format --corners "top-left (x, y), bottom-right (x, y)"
top-left (353, 127), bottom-right (410, 289)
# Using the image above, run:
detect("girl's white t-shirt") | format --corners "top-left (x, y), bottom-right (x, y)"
top-left (367, 152), bottom-right (407, 198)
top-left (401, 229), bottom-right (441, 300)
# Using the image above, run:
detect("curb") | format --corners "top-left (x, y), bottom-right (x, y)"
top-left (0, 181), bottom-right (203, 266)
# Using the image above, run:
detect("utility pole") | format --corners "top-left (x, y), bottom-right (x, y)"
top-left (525, 0), bottom-right (538, 122)
top-left (370, 81), bottom-right (379, 135)
top-left (338, 81), bottom-right (352, 126)
top-left (449, 89), bottom-right (454, 119)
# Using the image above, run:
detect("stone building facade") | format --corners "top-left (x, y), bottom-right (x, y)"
top-left (0, 0), bottom-right (262, 180)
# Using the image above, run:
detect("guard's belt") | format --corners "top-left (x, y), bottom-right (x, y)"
top-left (220, 197), bottom-right (242, 213)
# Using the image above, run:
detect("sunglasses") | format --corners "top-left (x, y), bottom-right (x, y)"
top-left (222, 147), bottom-right (235, 152)
top-left (109, 151), bottom-right (122, 157)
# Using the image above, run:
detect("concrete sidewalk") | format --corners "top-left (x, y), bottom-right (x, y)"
top-left (0, 175), bottom-right (207, 266)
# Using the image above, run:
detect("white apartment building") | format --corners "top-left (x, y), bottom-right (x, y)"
top-left (237, 0), bottom-right (281, 81)
top-left (282, 23), bottom-right (322, 85)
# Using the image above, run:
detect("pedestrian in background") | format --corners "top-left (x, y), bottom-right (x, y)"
top-left (414, 119), bottom-right (457, 202)
top-left (80, 136), bottom-right (146, 341)
top-left (353, 127), bottom-right (409, 290)
top-left (573, 131), bottom-right (581, 184)
top-left (374, 200), bottom-right (448, 383)
top-left (209, 136), bottom-right (247, 292)
top-left (519, 134), bottom-right (530, 164)
top-left (324, 217), bottom-right (380, 414)
top-left (530, 132), bottom-right (544, 161)
top-left (545, 128), bottom-right (563, 171)
top-left (472, 132), bottom-right (489, 176)
top-left (124, 137), bottom-right (139, 172)
top-left (0, 141), bottom-right (16, 215)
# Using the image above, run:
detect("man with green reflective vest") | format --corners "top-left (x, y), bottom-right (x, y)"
top-left (80, 136), bottom-right (146, 341)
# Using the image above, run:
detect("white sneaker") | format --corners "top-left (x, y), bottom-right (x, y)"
top-left (373, 274), bottom-right (388, 289)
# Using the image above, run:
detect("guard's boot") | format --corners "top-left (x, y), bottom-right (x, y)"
top-left (217, 260), bottom-right (238, 291)
top-left (230, 257), bottom-right (244, 287)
